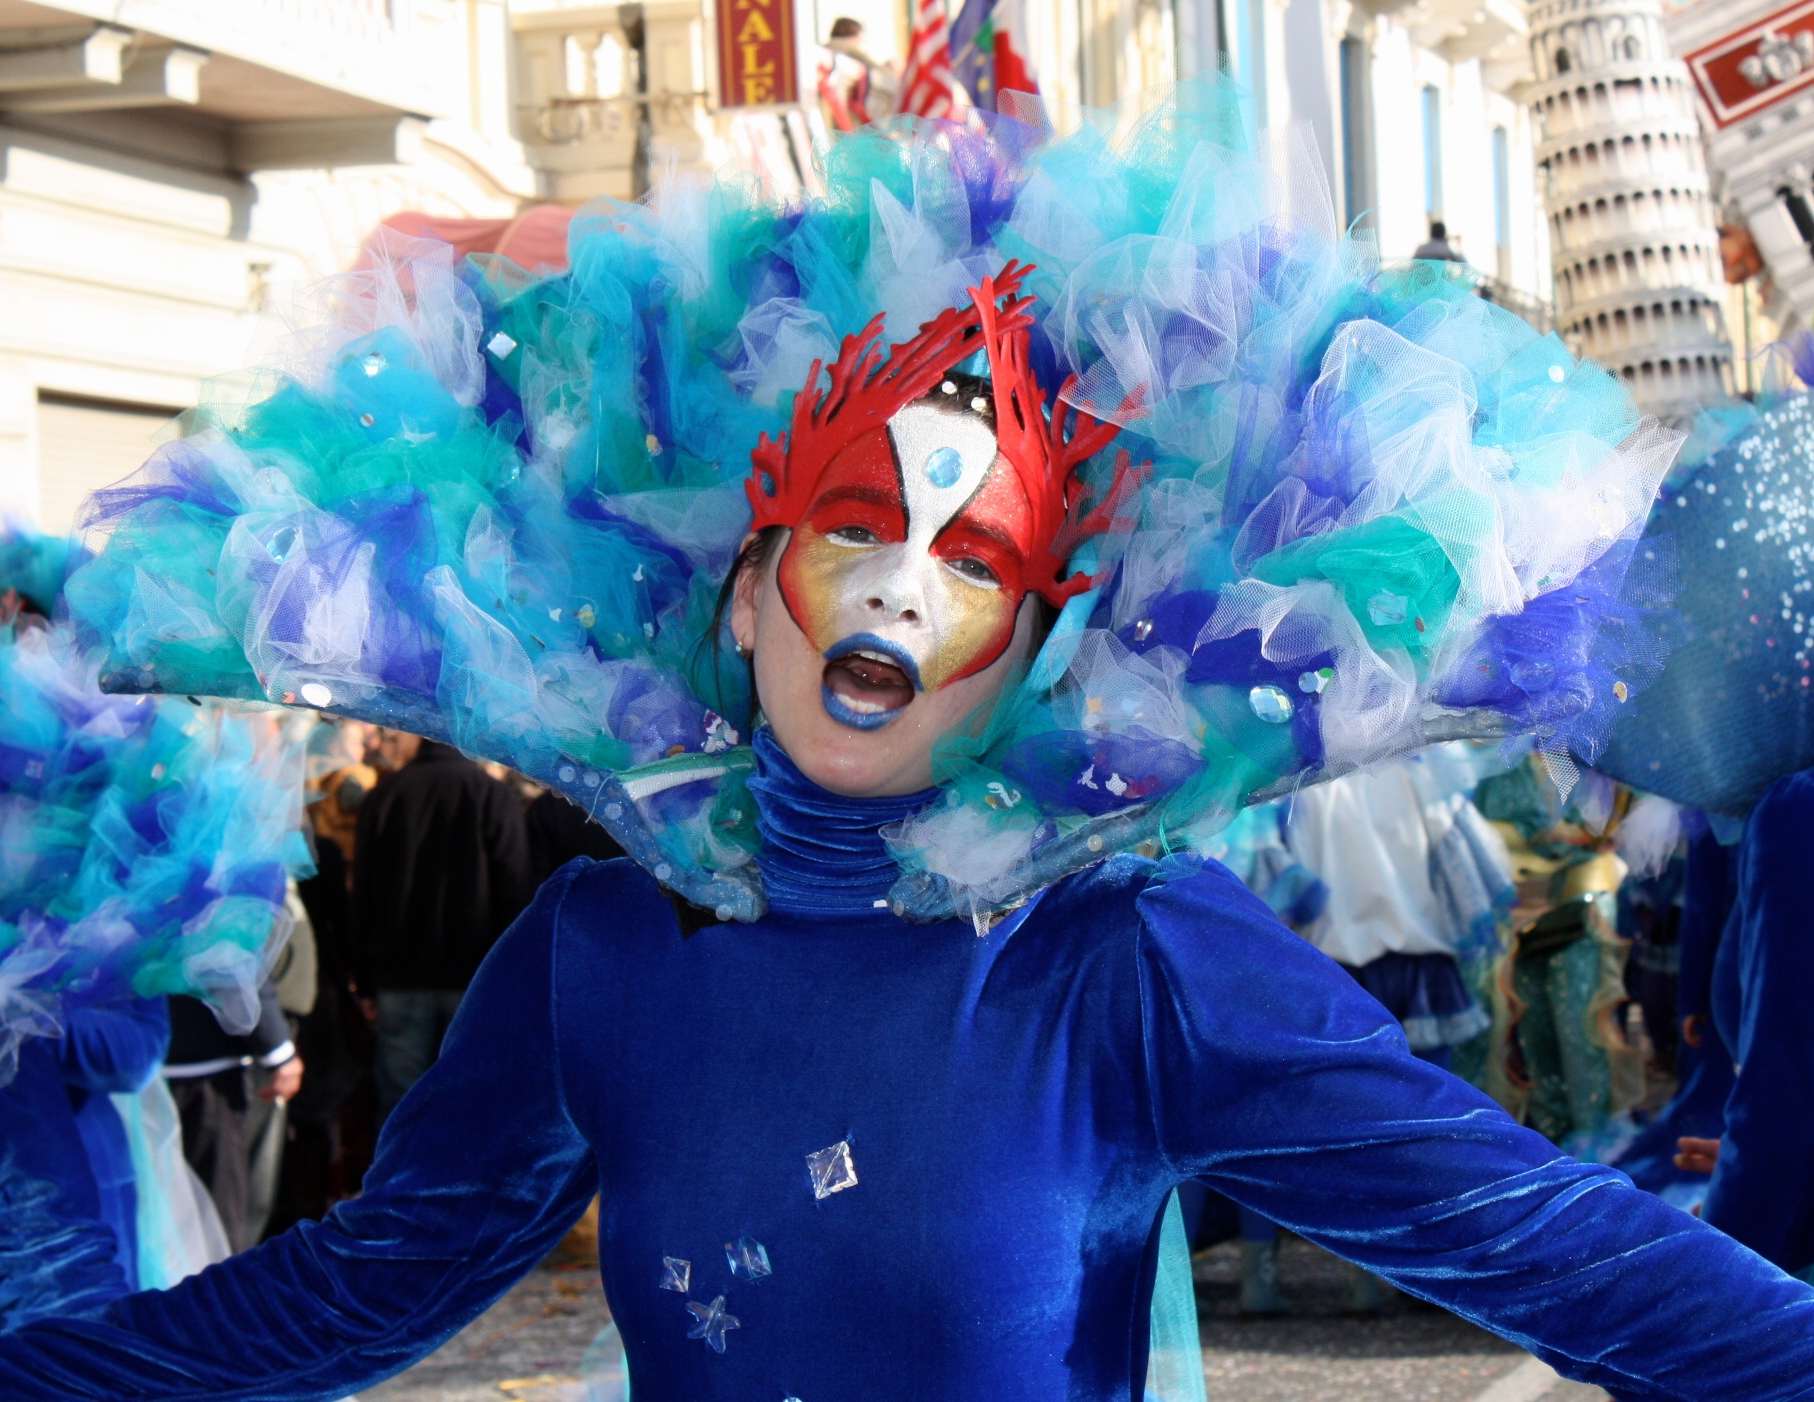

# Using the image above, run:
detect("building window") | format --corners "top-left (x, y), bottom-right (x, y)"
top-left (1555, 48), bottom-right (1572, 74)
top-left (1173, 0), bottom-right (1229, 79)
top-left (1339, 37), bottom-right (1373, 231)
top-left (1422, 84), bottom-right (1443, 221)
top-left (1778, 186), bottom-right (1814, 253)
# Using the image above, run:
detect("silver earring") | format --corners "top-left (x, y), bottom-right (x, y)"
top-left (733, 637), bottom-right (749, 658)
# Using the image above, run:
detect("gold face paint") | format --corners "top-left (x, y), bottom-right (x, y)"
top-left (777, 403), bottom-right (1033, 695)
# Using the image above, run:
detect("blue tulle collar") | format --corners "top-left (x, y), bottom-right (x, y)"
top-left (749, 727), bottom-right (939, 921)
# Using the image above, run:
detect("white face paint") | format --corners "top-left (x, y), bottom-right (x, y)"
top-left (778, 401), bottom-right (1030, 722)
top-left (827, 405), bottom-right (1003, 672)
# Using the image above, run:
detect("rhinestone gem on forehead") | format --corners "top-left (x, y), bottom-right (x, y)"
top-left (923, 445), bottom-right (964, 488)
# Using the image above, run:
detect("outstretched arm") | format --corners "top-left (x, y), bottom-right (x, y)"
top-left (1135, 862), bottom-right (1814, 1402)
top-left (0, 864), bottom-right (599, 1401)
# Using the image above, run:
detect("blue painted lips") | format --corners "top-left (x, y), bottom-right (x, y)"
top-left (821, 633), bottom-right (921, 730)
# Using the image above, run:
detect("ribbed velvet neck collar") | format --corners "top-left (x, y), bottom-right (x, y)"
top-left (749, 726), bottom-right (938, 921)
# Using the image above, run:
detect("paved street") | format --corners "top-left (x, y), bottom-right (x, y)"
top-left (361, 1229), bottom-right (1609, 1402)
top-left (1193, 1237), bottom-right (1606, 1402)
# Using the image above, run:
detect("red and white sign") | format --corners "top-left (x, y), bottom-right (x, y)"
top-left (717, 0), bottom-right (799, 108)
top-left (1683, 0), bottom-right (1814, 129)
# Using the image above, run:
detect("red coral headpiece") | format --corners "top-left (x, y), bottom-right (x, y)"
top-left (744, 261), bottom-right (1142, 607)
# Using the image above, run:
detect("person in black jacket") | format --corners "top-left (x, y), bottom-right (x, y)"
top-left (524, 785), bottom-right (623, 889)
top-left (350, 733), bottom-right (532, 1124)
top-left (164, 978), bottom-right (300, 1254)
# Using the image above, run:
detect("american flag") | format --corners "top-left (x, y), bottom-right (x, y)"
top-left (897, 0), bottom-right (956, 119)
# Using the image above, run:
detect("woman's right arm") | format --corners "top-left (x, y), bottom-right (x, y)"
top-left (1135, 860), bottom-right (1814, 1401)
top-left (0, 863), bottom-right (600, 1401)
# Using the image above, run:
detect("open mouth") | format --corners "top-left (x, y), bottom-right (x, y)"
top-left (821, 635), bottom-right (920, 730)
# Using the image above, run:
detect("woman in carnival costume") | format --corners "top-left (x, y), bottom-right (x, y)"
top-left (0, 529), bottom-right (309, 1324)
top-left (1597, 338), bottom-right (1814, 1285)
top-left (3, 88), bottom-right (1814, 1399)
top-left (1263, 748), bottom-right (1510, 1074)
top-left (1477, 763), bottom-right (1644, 1145)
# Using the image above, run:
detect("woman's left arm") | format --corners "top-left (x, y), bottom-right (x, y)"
top-left (1134, 862), bottom-right (1814, 1402)
top-left (58, 998), bottom-right (170, 1095)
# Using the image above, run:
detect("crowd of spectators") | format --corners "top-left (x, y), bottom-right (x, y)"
top-left (178, 720), bottom-right (619, 1241)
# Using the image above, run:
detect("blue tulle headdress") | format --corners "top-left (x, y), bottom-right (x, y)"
top-left (63, 86), bottom-right (1672, 922)
top-left (0, 528), bottom-right (311, 1085)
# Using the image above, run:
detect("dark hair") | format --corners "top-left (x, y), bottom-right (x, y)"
top-left (829, 17), bottom-right (863, 38)
top-left (662, 528), bottom-right (785, 934)
top-left (704, 526), bottom-right (785, 723)
top-left (1429, 220), bottom-right (1448, 240)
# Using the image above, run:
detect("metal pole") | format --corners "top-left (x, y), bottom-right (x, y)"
top-left (1743, 276), bottom-right (1754, 398)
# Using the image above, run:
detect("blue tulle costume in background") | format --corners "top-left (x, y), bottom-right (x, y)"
top-left (0, 617), bottom-right (310, 1084)
top-left (1599, 337), bottom-right (1814, 813)
top-left (0, 528), bottom-right (310, 1329)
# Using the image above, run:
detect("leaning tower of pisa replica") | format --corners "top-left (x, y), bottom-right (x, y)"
top-left (1526, 0), bottom-right (1732, 420)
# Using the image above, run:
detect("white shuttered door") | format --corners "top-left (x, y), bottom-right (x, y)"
top-left (34, 394), bottom-right (180, 534)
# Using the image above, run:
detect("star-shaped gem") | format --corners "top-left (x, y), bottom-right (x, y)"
top-left (686, 1295), bottom-right (741, 1354)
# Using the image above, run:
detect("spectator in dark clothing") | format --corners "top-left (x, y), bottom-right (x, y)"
top-left (1414, 219), bottom-right (1467, 263)
top-left (525, 786), bottom-right (624, 890)
top-left (350, 736), bottom-right (532, 1124)
top-left (164, 978), bottom-right (301, 1254)
top-left (266, 833), bottom-right (370, 1238)
top-left (1609, 826), bottom-right (1738, 1196)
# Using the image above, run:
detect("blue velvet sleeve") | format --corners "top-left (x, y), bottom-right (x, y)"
top-left (1702, 774), bottom-right (1814, 1276)
top-left (58, 999), bottom-right (170, 1096)
top-left (0, 862), bottom-right (600, 1401)
top-left (1134, 860), bottom-right (1814, 1400)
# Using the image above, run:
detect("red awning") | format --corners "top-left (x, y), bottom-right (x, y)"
top-left (357, 205), bottom-right (575, 273)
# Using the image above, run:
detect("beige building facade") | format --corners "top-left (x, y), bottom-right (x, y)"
top-left (0, 0), bottom-right (536, 532)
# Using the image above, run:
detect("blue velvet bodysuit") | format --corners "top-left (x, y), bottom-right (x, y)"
top-left (2, 733), bottom-right (1813, 1400)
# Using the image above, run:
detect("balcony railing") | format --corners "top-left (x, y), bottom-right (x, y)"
top-left (1379, 258), bottom-right (1556, 335)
